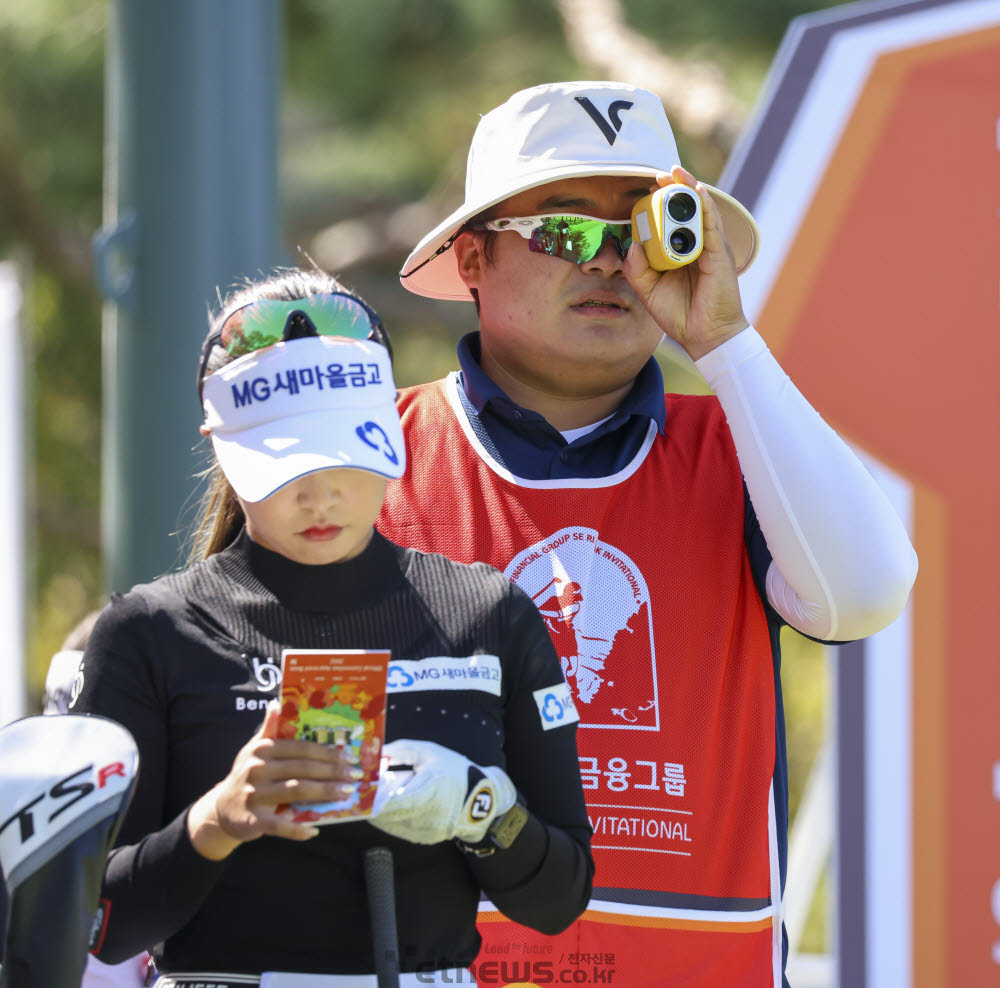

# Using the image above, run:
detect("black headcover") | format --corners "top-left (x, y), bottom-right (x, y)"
top-left (0, 715), bottom-right (139, 988)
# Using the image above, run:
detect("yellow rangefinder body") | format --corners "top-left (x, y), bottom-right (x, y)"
top-left (630, 184), bottom-right (704, 271)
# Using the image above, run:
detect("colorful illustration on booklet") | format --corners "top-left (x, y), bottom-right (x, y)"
top-left (278, 648), bottom-right (391, 824)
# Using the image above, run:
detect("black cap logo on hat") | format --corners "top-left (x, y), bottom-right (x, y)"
top-left (574, 96), bottom-right (635, 145)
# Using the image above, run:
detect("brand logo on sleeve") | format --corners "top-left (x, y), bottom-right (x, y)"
top-left (533, 682), bottom-right (580, 731)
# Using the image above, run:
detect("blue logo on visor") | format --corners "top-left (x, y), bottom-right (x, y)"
top-left (356, 422), bottom-right (399, 466)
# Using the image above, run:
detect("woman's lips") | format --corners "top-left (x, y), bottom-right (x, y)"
top-left (299, 525), bottom-right (342, 542)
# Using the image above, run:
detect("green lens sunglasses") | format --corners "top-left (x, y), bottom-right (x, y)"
top-left (198, 292), bottom-right (392, 392)
top-left (475, 214), bottom-right (633, 264)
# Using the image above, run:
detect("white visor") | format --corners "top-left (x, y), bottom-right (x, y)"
top-left (201, 336), bottom-right (405, 503)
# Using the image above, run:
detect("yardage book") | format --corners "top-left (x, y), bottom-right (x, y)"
top-left (277, 648), bottom-right (390, 825)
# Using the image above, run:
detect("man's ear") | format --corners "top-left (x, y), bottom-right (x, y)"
top-left (454, 231), bottom-right (485, 292)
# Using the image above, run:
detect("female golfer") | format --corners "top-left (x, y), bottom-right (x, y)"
top-left (71, 269), bottom-right (592, 988)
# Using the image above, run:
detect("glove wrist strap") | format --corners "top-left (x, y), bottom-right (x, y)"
top-left (456, 795), bottom-right (529, 857)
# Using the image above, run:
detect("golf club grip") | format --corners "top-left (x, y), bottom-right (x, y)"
top-left (364, 845), bottom-right (401, 988)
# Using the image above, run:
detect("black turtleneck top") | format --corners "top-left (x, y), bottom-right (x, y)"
top-left (71, 528), bottom-right (592, 976)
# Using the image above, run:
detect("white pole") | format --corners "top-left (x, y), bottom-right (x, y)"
top-left (0, 260), bottom-right (26, 726)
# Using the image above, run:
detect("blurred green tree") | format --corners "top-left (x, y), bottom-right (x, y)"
top-left (0, 3), bottom-right (105, 709)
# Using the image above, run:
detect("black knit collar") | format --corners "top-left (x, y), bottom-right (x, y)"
top-left (216, 526), bottom-right (406, 615)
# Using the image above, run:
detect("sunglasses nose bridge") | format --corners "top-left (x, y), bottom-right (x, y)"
top-left (594, 227), bottom-right (629, 261)
top-left (283, 309), bottom-right (320, 341)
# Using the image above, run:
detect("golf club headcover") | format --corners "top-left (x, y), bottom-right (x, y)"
top-left (0, 715), bottom-right (139, 988)
top-left (370, 739), bottom-right (516, 845)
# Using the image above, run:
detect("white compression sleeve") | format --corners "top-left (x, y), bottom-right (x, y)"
top-left (695, 327), bottom-right (918, 641)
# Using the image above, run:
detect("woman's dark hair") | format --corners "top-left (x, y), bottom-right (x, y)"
top-left (189, 267), bottom-right (370, 563)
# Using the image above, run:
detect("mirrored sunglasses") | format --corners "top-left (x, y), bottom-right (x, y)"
top-left (198, 292), bottom-right (391, 389)
top-left (476, 214), bottom-right (633, 265)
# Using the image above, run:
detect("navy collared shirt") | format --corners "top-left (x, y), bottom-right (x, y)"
top-left (456, 332), bottom-right (667, 480)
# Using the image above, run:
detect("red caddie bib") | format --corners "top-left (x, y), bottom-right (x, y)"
top-left (378, 375), bottom-right (782, 987)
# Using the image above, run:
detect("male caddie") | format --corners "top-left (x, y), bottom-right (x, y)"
top-left (377, 81), bottom-right (917, 987)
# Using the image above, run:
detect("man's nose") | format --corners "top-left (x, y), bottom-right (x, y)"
top-left (583, 235), bottom-right (627, 274)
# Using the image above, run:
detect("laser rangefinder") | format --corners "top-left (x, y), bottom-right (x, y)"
top-left (631, 184), bottom-right (703, 271)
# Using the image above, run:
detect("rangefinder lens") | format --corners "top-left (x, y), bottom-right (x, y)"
top-left (666, 192), bottom-right (697, 223)
top-left (669, 228), bottom-right (696, 255)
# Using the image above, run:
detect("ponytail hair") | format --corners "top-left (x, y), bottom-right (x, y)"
top-left (188, 464), bottom-right (245, 564)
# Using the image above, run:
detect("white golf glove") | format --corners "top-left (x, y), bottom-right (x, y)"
top-left (370, 739), bottom-right (517, 846)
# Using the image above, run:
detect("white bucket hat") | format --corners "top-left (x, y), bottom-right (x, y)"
top-left (202, 336), bottom-right (405, 503)
top-left (400, 80), bottom-right (760, 301)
